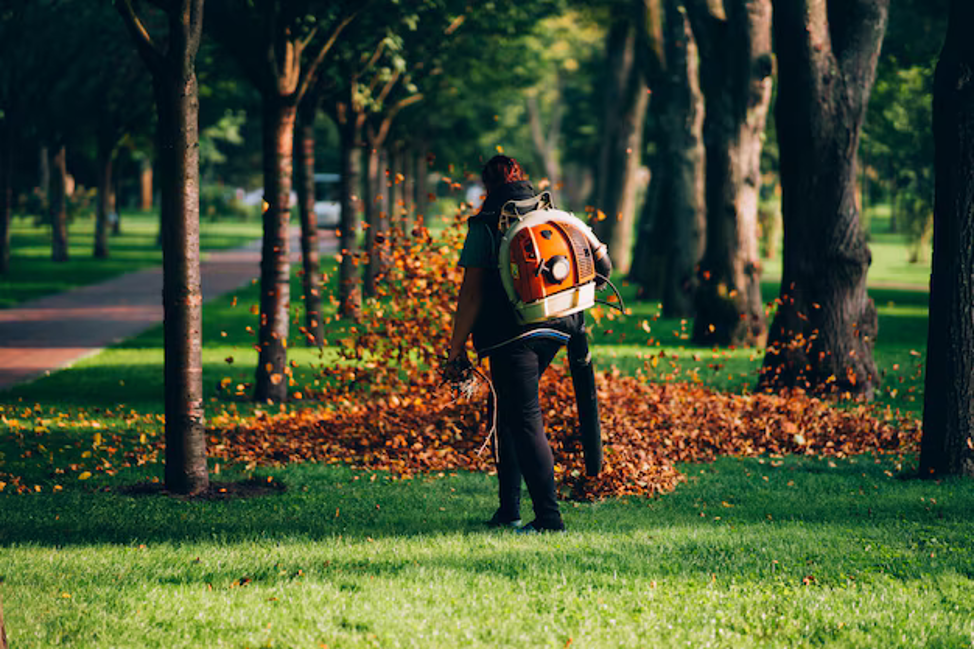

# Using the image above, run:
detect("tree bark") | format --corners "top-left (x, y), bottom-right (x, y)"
top-left (363, 143), bottom-right (382, 298)
top-left (255, 97), bottom-right (297, 402)
top-left (629, 0), bottom-right (706, 318)
top-left (594, 13), bottom-right (649, 276)
top-left (919, 0), bottom-right (974, 478)
top-left (338, 110), bottom-right (362, 319)
top-left (294, 104), bottom-right (325, 346)
top-left (758, 0), bottom-right (888, 398)
top-left (140, 155), bottom-right (153, 213)
top-left (39, 143), bottom-right (50, 210)
top-left (526, 82), bottom-right (564, 197)
top-left (50, 145), bottom-right (69, 263)
top-left (402, 144), bottom-right (415, 219)
top-left (415, 141), bottom-right (428, 221)
top-left (0, 117), bottom-right (11, 275)
top-left (117, 0), bottom-right (207, 495)
top-left (150, 16), bottom-right (207, 496)
top-left (686, 0), bottom-right (772, 347)
top-left (94, 136), bottom-right (114, 259)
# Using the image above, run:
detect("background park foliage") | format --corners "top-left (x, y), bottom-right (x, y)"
top-left (1, 0), bottom-right (973, 647)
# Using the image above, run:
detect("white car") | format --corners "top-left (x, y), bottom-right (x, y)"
top-left (313, 173), bottom-right (341, 229)
top-left (238, 173), bottom-right (341, 229)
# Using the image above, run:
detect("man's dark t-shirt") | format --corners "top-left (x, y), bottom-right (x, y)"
top-left (458, 181), bottom-right (582, 355)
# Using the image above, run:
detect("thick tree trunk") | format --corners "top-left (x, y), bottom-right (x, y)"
top-left (0, 118), bottom-right (11, 275)
top-left (140, 155), bottom-right (153, 213)
top-left (594, 14), bottom-right (649, 275)
top-left (363, 144), bottom-right (382, 298)
top-left (338, 115), bottom-right (362, 319)
top-left (919, 0), bottom-right (974, 478)
top-left (294, 107), bottom-right (325, 346)
top-left (758, 0), bottom-right (887, 398)
top-left (118, 0), bottom-right (207, 496)
top-left (687, 0), bottom-right (773, 347)
top-left (94, 138), bottom-right (114, 259)
top-left (255, 97), bottom-right (297, 402)
top-left (153, 67), bottom-right (207, 496)
top-left (50, 145), bottom-right (69, 263)
top-left (629, 0), bottom-right (705, 317)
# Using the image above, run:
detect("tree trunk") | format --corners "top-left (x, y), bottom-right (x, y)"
top-left (629, 0), bottom-right (706, 318)
top-left (38, 143), bottom-right (50, 214)
top-left (594, 13), bottom-right (648, 276)
top-left (94, 137), bottom-right (114, 259)
top-left (758, 0), bottom-right (888, 398)
top-left (338, 112), bottom-right (362, 319)
top-left (402, 144), bottom-right (415, 219)
top-left (152, 61), bottom-right (207, 496)
top-left (363, 143), bottom-right (382, 298)
top-left (526, 85), bottom-right (563, 198)
top-left (0, 117), bottom-right (11, 275)
top-left (254, 97), bottom-right (297, 402)
top-left (688, 0), bottom-right (773, 347)
top-left (294, 106), bottom-right (325, 346)
top-left (919, 0), bottom-right (974, 478)
top-left (50, 145), bottom-right (69, 263)
top-left (415, 141), bottom-right (428, 222)
top-left (140, 155), bottom-right (153, 213)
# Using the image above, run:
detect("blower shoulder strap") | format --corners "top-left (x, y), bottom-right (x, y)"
top-left (498, 190), bottom-right (553, 232)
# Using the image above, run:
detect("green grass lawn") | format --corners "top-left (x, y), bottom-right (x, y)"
top-left (0, 205), bottom-right (959, 648)
top-left (0, 210), bottom-right (263, 308)
top-left (1, 455), bottom-right (971, 647)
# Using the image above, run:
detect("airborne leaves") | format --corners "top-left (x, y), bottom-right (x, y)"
top-left (208, 212), bottom-right (919, 500)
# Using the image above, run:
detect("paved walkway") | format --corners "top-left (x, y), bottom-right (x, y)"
top-left (0, 229), bottom-right (337, 391)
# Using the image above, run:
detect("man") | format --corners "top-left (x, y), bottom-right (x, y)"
top-left (447, 155), bottom-right (584, 533)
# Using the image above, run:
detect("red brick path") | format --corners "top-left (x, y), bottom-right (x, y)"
top-left (0, 230), bottom-right (337, 391)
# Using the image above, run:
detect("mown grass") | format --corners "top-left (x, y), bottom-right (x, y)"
top-left (0, 205), bottom-right (954, 648)
top-left (1, 455), bottom-right (972, 648)
top-left (0, 211), bottom-right (263, 308)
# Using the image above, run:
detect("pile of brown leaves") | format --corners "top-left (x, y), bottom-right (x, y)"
top-left (208, 214), bottom-right (921, 500)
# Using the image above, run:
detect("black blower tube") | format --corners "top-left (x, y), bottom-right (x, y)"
top-left (568, 334), bottom-right (602, 476)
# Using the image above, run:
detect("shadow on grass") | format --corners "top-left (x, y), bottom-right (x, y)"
top-left (2, 456), bottom-right (971, 551)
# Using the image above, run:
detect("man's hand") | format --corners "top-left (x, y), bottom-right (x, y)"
top-left (442, 353), bottom-right (473, 384)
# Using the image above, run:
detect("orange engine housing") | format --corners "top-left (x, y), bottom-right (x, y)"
top-left (508, 220), bottom-right (597, 304)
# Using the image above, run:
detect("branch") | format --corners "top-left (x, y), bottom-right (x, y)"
top-left (297, 12), bottom-right (357, 102)
top-left (115, 0), bottom-right (165, 72)
top-left (374, 69), bottom-right (402, 107)
top-left (372, 93), bottom-right (423, 146)
top-left (188, 0), bottom-right (205, 55)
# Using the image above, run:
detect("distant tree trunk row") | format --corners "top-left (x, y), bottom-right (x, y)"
top-left (594, 8), bottom-right (649, 276)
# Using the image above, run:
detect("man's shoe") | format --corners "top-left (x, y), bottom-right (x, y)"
top-left (515, 520), bottom-right (566, 534)
top-left (486, 511), bottom-right (523, 529)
